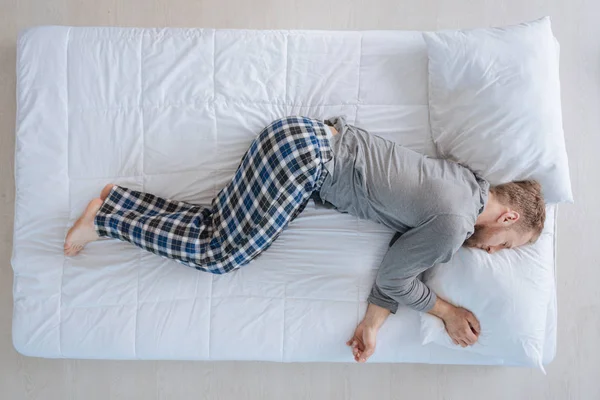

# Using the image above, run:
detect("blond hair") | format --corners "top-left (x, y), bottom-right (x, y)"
top-left (490, 180), bottom-right (546, 243)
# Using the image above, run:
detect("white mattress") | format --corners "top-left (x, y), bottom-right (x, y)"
top-left (12, 26), bottom-right (557, 364)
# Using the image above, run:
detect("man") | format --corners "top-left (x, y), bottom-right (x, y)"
top-left (64, 116), bottom-right (545, 363)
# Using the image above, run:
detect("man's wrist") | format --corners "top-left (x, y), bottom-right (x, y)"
top-left (428, 297), bottom-right (456, 320)
top-left (367, 286), bottom-right (399, 314)
top-left (362, 303), bottom-right (391, 330)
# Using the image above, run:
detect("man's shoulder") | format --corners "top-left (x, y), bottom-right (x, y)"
top-left (431, 213), bottom-right (474, 239)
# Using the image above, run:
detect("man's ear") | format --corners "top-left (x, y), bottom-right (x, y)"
top-left (497, 211), bottom-right (520, 225)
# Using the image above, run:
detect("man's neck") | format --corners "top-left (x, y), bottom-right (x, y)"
top-left (475, 191), bottom-right (506, 225)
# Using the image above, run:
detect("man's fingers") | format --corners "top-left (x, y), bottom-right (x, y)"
top-left (356, 341), bottom-right (376, 363)
top-left (362, 349), bottom-right (374, 362)
top-left (467, 314), bottom-right (481, 335)
top-left (352, 341), bottom-right (364, 360)
top-left (465, 330), bottom-right (477, 345)
top-left (457, 332), bottom-right (475, 346)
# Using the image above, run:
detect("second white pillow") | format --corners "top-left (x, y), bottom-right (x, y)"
top-left (424, 17), bottom-right (572, 204)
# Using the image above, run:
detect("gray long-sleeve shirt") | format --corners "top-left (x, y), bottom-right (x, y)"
top-left (316, 116), bottom-right (489, 314)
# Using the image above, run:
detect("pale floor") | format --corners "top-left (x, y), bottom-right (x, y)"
top-left (0, 1), bottom-right (598, 399)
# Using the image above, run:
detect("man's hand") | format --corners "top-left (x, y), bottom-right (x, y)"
top-left (346, 303), bottom-right (391, 362)
top-left (429, 298), bottom-right (480, 347)
top-left (346, 321), bottom-right (378, 363)
top-left (442, 306), bottom-right (480, 347)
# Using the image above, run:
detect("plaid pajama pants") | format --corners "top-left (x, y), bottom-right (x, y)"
top-left (94, 116), bottom-right (334, 274)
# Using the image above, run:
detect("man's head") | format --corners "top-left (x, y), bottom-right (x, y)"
top-left (463, 180), bottom-right (546, 254)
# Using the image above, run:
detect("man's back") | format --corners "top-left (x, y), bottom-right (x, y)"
top-left (317, 116), bottom-right (489, 233)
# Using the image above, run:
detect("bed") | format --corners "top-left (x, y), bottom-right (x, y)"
top-left (12, 25), bottom-right (559, 364)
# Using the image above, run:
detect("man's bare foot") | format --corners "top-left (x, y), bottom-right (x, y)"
top-left (64, 198), bottom-right (103, 256)
top-left (100, 184), bottom-right (116, 201)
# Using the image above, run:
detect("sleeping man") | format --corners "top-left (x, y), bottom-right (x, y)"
top-left (64, 116), bottom-right (545, 363)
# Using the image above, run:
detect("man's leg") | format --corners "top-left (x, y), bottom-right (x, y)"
top-left (202, 116), bottom-right (333, 272)
top-left (64, 116), bottom-right (333, 273)
top-left (64, 184), bottom-right (212, 269)
top-left (93, 184), bottom-right (214, 268)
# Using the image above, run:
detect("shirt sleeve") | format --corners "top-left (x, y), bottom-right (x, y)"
top-left (367, 214), bottom-right (469, 314)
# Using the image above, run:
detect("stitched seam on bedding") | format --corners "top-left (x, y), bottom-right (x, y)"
top-left (281, 283), bottom-right (286, 362)
top-left (548, 204), bottom-right (559, 361)
top-left (553, 205), bottom-right (558, 277)
top-left (59, 26), bottom-right (72, 358)
top-left (208, 276), bottom-right (214, 360)
top-left (65, 169), bottom-right (243, 182)
top-left (423, 32), bottom-right (442, 159)
top-left (133, 34), bottom-right (145, 360)
top-left (192, 273), bottom-right (200, 306)
top-left (353, 34), bottom-right (363, 254)
top-left (13, 28), bottom-right (25, 347)
top-left (354, 33), bottom-right (363, 121)
top-left (212, 30), bottom-right (219, 202)
top-left (281, 33), bottom-right (289, 362)
top-left (47, 29), bottom-right (360, 40)
top-left (66, 101), bottom-right (429, 112)
top-left (356, 277), bottom-right (361, 331)
top-left (208, 28), bottom-right (216, 361)
top-left (58, 296), bottom-right (364, 309)
top-left (73, 30), bottom-right (323, 40)
top-left (284, 32), bottom-right (289, 112)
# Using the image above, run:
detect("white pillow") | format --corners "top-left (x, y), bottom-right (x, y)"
top-left (420, 206), bottom-right (556, 371)
top-left (424, 17), bottom-right (573, 204)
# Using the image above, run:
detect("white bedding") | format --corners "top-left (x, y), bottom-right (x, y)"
top-left (12, 26), bottom-right (557, 364)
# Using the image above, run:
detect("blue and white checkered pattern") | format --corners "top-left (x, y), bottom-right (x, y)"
top-left (94, 116), bottom-right (333, 274)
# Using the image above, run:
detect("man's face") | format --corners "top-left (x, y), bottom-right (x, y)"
top-left (463, 224), bottom-right (533, 254)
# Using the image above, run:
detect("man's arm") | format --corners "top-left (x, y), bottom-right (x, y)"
top-left (348, 215), bottom-right (479, 362)
top-left (367, 215), bottom-right (469, 314)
